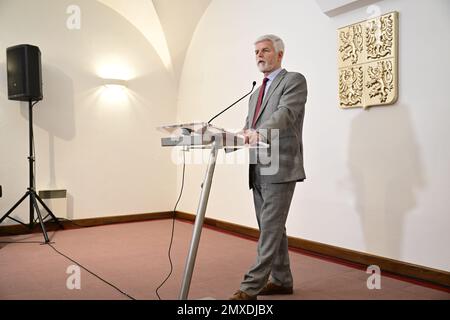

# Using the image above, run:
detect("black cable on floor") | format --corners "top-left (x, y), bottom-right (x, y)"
top-left (4, 99), bottom-right (135, 299)
top-left (46, 242), bottom-right (136, 300)
top-left (155, 149), bottom-right (186, 300)
top-left (1, 221), bottom-right (136, 298)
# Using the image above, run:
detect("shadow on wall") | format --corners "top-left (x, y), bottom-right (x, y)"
top-left (0, 62), bottom-right (7, 99)
top-left (347, 104), bottom-right (426, 260)
top-left (17, 64), bottom-right (76, 218)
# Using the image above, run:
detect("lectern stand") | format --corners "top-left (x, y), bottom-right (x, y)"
top-left (158, 122), bottom-right (266, 300)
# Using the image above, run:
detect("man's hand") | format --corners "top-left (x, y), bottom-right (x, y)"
top-left (244, 129), bottom-right (260, 146)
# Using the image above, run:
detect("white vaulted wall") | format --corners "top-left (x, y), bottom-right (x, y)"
top-left (175, 0), bottom-right (450, 271)
top-left (1, 0), bottom-right (449, 273)
top-left (0, 0), bottom-right (177, 221)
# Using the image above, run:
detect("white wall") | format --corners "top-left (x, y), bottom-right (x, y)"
top-left (0, 0), bottom-right (177, 222)
top-left (176, 0), bottom-right (450, 271)
top-left (1, 0), bottom-right (448, 272)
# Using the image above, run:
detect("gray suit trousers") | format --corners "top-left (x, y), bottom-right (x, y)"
top-left (240, 165), bottom-right (296, 295)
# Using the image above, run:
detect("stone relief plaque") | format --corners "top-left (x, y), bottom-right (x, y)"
top-left (338, 11), bottom-right (398, 109)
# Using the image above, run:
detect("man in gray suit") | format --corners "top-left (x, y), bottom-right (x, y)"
top-left (230, 34), bottom-right (307, 300)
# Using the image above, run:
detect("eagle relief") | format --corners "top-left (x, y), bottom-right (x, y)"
top-left (338, 11), bottom-right (398, 109)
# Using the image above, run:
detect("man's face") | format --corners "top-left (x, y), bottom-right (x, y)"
top-left (255, 40), bottom-right (283, 74)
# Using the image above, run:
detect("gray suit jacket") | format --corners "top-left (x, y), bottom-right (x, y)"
top-left (245, 69), bottom-right (307, 187)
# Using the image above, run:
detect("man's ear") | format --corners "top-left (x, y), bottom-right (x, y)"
top-left (278, 50), bottom-right (284, 62)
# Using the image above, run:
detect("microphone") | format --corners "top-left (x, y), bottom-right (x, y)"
top-left (207, 81), bottom-right (257, 124)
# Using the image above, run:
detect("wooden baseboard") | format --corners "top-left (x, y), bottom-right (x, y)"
top-left (175, 211), bottom-right (450, 289)
top-left (0, 211), bottom-right (173, 236)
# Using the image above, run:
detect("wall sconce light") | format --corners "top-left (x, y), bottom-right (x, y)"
top-left (99, 78), bottom-right (129, 105)
top-left (102, 78), bottom-right (128, 88)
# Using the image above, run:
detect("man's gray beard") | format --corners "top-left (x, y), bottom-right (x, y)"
top-left (257, 62), bottom-right (268, 73)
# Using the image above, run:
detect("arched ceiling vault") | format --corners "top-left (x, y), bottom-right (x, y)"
top-left (96, 0), bottom-right (211, 85)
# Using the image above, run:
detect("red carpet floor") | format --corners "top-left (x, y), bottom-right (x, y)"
top-left (0, 219), bottom-right (448, 300)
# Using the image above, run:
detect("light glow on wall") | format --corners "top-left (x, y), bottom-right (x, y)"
top-left (95, 58), bottom-right (134, 107)
top-left (98, 82), bottom-right (129, 107)
top-left (96, 59), bottom-right (135, 81)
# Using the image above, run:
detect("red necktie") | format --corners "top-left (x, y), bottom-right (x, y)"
top-left (251, 77), bottom-right (269, 128)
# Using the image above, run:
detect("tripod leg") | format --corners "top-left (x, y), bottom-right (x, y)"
top-left (34, 193), bottom-right (64, 229)
top-left (31, 194), bottom-right (50, 243)
top-left (29, 191), bottom-right (34, 229)
top-left (0, 192), bottom-right (30, 224)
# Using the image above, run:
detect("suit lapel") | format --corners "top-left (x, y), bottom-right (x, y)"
top-left (253, 69), bottom-right (287, 126)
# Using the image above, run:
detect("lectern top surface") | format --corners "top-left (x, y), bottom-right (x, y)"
top-left (157, 122), bottom-right (227, 135)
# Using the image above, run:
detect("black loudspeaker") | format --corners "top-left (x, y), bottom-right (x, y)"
top-left (7, 44), bottom-right (43, 101)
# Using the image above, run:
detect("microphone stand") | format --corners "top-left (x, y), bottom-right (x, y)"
top-left (207, 81), bottom-right (256, 124)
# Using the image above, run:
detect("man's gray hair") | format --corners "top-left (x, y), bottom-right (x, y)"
top-left (254, 34), bottom-right (285, 53)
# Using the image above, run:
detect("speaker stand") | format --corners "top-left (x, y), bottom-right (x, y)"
top-left (0, 100), bottom-right (63, 243)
